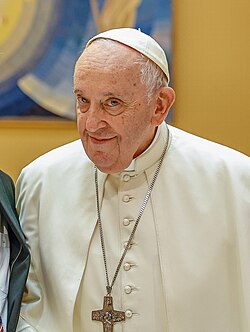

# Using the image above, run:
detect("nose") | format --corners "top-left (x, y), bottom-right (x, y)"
top-left (85, 103), bottom-right (106, 132)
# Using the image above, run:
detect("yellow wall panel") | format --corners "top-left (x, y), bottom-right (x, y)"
top-left (0, 120), bottom-right (79, 181)
top-left (172, 0), bottom-right (250, 155)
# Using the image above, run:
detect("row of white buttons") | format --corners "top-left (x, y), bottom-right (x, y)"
top-left (121, 174), bottom-right (135, 319)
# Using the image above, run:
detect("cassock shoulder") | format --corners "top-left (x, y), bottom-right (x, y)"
top-left (168, 125), bottom-right (250, 171)
top-left (16, 139), bottom-right (92, 191)
top-left (26, 139), bottom-right (86, 168)
top-left (20, 139), bottom-right (88, 172)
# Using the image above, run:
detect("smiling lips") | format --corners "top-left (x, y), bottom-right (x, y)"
top-left (88, 135), bottom-right (115, 144)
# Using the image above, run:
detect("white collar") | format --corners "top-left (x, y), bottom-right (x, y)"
top-left (124, 126), bottom-right (161, 172)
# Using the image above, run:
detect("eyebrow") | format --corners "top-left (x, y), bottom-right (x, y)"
top-left (73, 89), bottom-right (82, 94)
top-left (73, 90), bottom-right (120, 98)
top-left (103, 92), bottom-right (116, 97)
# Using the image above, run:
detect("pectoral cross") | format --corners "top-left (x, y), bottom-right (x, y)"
top-left (92, 295), bottom-right (125, 332)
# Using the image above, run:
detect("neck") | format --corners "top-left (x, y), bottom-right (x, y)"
top-left (125, 126), bottom-right (160, 171)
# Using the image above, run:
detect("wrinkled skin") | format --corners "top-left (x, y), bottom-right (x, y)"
top-left (74, 41), bottom-right (175, 173)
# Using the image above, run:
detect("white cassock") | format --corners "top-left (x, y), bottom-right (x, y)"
top-left (16, 123), bottom-right (250, 332)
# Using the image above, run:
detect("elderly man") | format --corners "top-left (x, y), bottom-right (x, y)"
top-left (16, 28), bottom-right (250, 332)
top-left (0, 171), bottom-right (30, 332)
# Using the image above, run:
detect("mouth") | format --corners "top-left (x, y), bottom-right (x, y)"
top-left (88, 135), bottom-right (115, 144)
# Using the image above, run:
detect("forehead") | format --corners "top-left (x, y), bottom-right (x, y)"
top-left (74, 41), bottom-right (141, 77)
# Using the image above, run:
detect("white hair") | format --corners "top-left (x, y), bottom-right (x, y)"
top-left (85, 38), bottom-right (168, 103)
top-left (135, 54), bottom-right (168, 103)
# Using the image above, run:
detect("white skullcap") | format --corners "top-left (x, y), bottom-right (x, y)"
top-left (86, 28), bottom-right (170, 82)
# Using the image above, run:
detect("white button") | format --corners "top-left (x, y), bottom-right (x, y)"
top-left (122, 195), bottom-right (131, 203)
top-left (123, 241), bottom-right (133, 249)
top-left (124, 285), bottom-right (132, 294)
top-left (125, 310), bottom-right (133, 318)
top-left (123, 262), bottom-right (131, 271)
top-left (123, 218), bottom-right (131, 226)
top-left (123, 174), bottom-right (130, 182)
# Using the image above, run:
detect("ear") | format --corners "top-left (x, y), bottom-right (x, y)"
top-left (151, 87), bottom-right (175, 126)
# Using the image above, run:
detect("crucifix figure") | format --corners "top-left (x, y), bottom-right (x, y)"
top-left (92, 295), bottom-right (125, 332)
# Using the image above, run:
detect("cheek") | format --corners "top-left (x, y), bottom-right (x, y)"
top-left (129, 106), bottom-right (147, 126)
top-left (77, 113), bottom-right (86, 134)
top-left (119, 111), bottom-right (141, 140)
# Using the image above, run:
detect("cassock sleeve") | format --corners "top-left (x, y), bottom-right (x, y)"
top-left (15, 167), bottom-right (42, 332)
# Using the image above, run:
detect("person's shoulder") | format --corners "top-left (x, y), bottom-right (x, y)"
top-left (168, 124), bottom-right (250, 169)
top-left (0, 171), bottom-right (16, 207)
top-left (30, 139), bottom-right (84, 164)
top-left (0, 170), bottom-right (12, 183)
top-left (0, 170), bottom-right (14, 191)
top-left (20, 139), bottom-right (89, 178)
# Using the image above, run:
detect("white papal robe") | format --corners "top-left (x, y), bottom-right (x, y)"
top-left (16, 123), bottom-right (250, 332)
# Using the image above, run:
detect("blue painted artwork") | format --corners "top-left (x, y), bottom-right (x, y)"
top-left (0, 0), bottom-right (172, 119)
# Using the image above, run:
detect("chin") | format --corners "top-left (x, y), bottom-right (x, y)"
top-left (90, 156), bottom-right (116, 173)
top-left (94, 159), bottom-right (128, 174)
top-left (95, 164), bottom-right (120, 174)
top-left (99, 160), bottom-right (133, 174)
top-left (87, 150), bottom-right (132, 174)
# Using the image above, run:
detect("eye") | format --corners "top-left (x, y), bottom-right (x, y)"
top-left (77, 96), bottom-right (88, 104)
top-left (76, 96), bottom-right (89, 113)
top-left (103, 98), bottom-right (123, 115)
top-left (106, 99), bottom-right (120, 107)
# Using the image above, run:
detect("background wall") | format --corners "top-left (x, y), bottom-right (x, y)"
top-left (0, 120), bottom-right (79, 181)
top-left (172, 0), bottom-right (250, 155)
top-left (1, 0), bottom-right (249, 181)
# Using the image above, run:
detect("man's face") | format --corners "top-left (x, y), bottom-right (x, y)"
top-left (74, 42), bottom-right (159, 173)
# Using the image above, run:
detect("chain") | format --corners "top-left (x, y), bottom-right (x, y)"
top-left (94, 136), bottom-right (168, 296)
